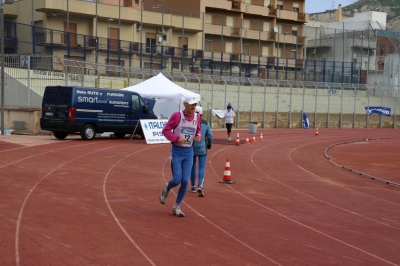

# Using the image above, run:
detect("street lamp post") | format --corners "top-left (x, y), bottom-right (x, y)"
top-left (108, 18), bottom-right (113, 65)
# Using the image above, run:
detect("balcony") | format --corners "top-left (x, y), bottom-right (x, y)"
top-left (226, 0), bottom-right (246, 12)
top-left (202, 0), bottom-right (232, 10)
top-left (245, 4), bottom-right (270, 16)
top-left (269, 8), bottom-right (277, 17)
top-left (231, 0), bottom-right (241, 10)
top-left (277, 8), bottom-right (308, 22)
top-left (3, 2), bottom-right (19, 19)
top-left (204, 24), bottom-right (237, 37)
top-left (231, 27), bottom-right (240, 36)
top-left (298, 12), bottom-right (309, 22)
top-left (277, 9), bottom-right (297, 21)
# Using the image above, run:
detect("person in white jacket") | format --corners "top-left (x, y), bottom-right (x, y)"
top-left (225, 105), bottom-right (235, 141)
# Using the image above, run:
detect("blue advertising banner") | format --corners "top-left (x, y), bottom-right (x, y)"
top-left (365, 106), bottom-right (391, 116)
top-left (302, 112), bottom-right (310, 129)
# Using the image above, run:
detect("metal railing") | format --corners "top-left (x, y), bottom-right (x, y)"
top-left (1, 54), bottom-right (398, 130)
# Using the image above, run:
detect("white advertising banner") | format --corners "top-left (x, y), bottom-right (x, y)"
top-left (140, 119), bottom-right (170, 144)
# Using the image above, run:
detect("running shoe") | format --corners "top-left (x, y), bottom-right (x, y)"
top-left (197, 187), bottom-right (204, 197)
top-left (189, 186), bottom-right (196, 193)
top-left (159, 184), bottom-right (169, 205)
top-left (172, 204), bottom-right (185, 217)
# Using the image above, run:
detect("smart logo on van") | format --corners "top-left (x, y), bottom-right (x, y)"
top-left (78, 96), bottom-right (107, 104)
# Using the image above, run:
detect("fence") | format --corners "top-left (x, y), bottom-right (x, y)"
top-left (1, 54), bottom-right (399, 129)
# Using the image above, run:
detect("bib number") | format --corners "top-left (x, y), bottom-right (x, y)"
top-left (184, 134), bottom-right (191, 144)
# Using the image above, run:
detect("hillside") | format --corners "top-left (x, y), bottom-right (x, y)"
top-left (342, 0), bottom-right (400, 31)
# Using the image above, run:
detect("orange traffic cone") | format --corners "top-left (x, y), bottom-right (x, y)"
top-left (220, 158), bottom-right (234, 184)
top-left (260, 133), bottom-right (264, 142)
top-left (245, 136), bottom-right (250, 144)
top-left (235, 136), bottom-right (240, 146)
top-left (252, 136), bottom-right (257, 143)
top-left (315, 128), bottom-right (319, 136)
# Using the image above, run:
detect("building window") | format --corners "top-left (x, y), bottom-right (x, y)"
top-left (205, 14), bottom-right (212, 24)
top-left (263, 0), bottom-right (271, 7)
top-left (263, 22), bottom-right (270, 32)
top-left (389, 46), bottom-right (394, 54)
top-left (243, 44), bottom-right (250, 55)
top-left (262, 46), bottom-right (269, 56)
top-left (226, 16), bottom-right (234, 27)
top-left (243, 19), bottom-right (250, 29)
top-left (292, 26), bottom-right (298, 36)
top-left (205, 40), bottom-right (212, 51)
top-left (291, 50), bottom-right (297, 59)
top-left (277, 1), bottom-right (283, 10)
top-left (145, 33), bottom-right (156, 50)
top-left (173, 62), bottom-right (180, 69)
top-left (293, 3), bottom-right (299, 13)
top-left (123, 0), bottom-right (132, 7)
top-left (226, 42), bottom-right (233, 53)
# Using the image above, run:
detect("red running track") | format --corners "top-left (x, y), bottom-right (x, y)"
top-left (0, 128), bottom-right (399, 266)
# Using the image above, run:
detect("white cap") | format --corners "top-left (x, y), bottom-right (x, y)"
top-left (195, 106), bottom-right (203, 114)
top-left (184, 96), bottom-right (199, 105)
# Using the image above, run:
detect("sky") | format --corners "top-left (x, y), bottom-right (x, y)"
top-left (305, 0), bottom-right (358, 14)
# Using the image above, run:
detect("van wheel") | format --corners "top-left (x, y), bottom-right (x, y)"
top-left (114, 133), bottom-right (126, 139)
top-left (53, 132), bottom-right (68, 140)
top-left (81, 124), bottom-right (96, 140)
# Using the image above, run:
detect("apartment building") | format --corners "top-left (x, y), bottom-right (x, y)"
top-left (3, 0), bottom-right (308, 76)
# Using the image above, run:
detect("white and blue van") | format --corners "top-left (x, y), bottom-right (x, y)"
top-left (40, 86), bottom-right (156, 140)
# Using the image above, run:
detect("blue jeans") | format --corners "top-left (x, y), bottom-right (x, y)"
top-left (167, 145), bottom-right (194, 205)
top-left (191, 154), bottom-right (206, 188)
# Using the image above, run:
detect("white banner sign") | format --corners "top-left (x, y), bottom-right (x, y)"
top-left (212, 109), bottom-right (226, 119)
top-left (140, 119), bottom-right (170, 144)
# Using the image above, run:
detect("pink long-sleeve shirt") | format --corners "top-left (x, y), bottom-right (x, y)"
top-left (162, 111), bottom-right (202, 143)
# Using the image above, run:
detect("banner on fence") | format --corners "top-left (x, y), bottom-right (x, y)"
top-left (140, 119), bottom-right (170, 144)
top-left (365, 106), bottom-right (391, 116)
top-left (302, 112), bottom-right (310, 129)
top-left (212, 109), bottom-right (226, 118)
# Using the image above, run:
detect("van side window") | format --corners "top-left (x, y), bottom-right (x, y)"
top-left (132, 94), bottom-right (141, 109)
top-left (139, 97), bottom-right (145, 107)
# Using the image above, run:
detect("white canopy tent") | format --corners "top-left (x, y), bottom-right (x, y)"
top-left (123, 73), bottom-right (201, 118)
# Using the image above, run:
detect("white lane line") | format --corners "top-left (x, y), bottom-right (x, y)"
top-left (343, 256), bottom-right (363, 263)
top-left (59, 243), bottom-right (72, 249)
top-left (269, 235), bottom-right (289, 241)
top-left (207, 136), bottom-right (398, 266)
top-left (306, 245), bottom-right (323, 250)
top-left (164, 153), bottom-right (282, 266)
top-left (184, 242), bottom-right (199, 248)
top-left (382, 218), bottom-right (399, 223)
top-left (15, 142), bottom-right (122, 266)
top-left (103, 146), bottom-right (158, 266)
top-left (159, 234), bottom-right (171, 239)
